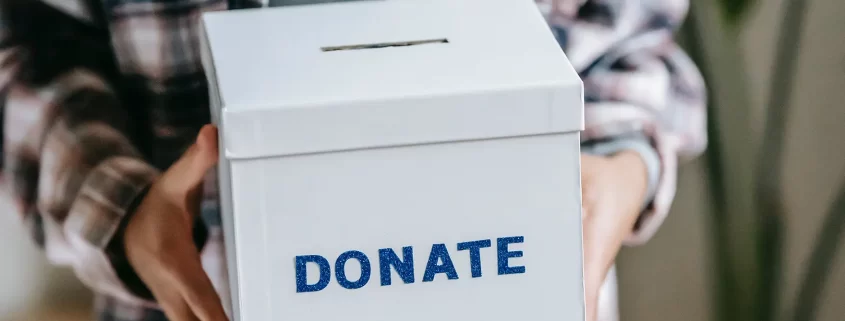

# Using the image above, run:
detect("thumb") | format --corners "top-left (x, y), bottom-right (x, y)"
top-left (159, 125), bottom-right (219, 197)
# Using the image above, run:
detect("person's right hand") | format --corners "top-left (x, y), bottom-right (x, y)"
top-left (123, 125), bottom-right (228, 321)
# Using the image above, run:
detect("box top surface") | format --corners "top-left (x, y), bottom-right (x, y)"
top-left (202, 0), bottom-right (580, 110)
top-left (202, 0), bottom-right (583, 159)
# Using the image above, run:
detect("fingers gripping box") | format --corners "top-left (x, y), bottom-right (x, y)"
top-left (200, 0), bottom-right (585, 320)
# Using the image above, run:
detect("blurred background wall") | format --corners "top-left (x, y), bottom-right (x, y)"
top-left (1, 0), bottom-right (842, 320)
top-left (618, 0), bottom-right (845, 321)
top-left (0, 184), bottom-right (92, 321)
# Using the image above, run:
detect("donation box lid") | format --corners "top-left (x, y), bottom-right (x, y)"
top-left (201, 0), bottom-right (583, 160)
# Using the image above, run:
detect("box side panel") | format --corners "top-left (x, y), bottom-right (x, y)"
top-left (215, 158), bottom-right (241, 320)
top-left (222, 85), bottom-right (584, 159)
top-left (229, 162), bottom-right (273, 320)
top-left (551, 78), bottom-right (585, 133)
top-left (201, 19), bottom-right (242, 321)
top-left (200, 19), bottom-right (224, 120)
top-left (232, 133), bottom-right (584, 321)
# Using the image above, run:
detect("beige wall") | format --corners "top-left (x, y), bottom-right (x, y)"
top-left (618, 0), bottom-right (845, 320)
top-left (0, 186), bottom-right (92, 321)
top-left (0, 187), bottom-right (51, 319)
top-left (763, 0), bottom-right (845, 318)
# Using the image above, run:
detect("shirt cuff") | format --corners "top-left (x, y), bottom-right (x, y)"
top-left (105, 181), bottom-right (210, 301)
top-left (62, 156), bottom-right (160, 306)
top-left (105, 185), bottom-right (156, 300)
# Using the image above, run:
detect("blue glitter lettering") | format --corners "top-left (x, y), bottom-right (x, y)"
top-left (379, 246), bottom-right (415, 286)
top-left (457, 239), bottom-right (491, 278)
top-left (335, 250), bottom-right (372, 289)
top-left (295, 255), bottom-right (331, 293)
top-left (497, 236), bottom-right (525, 275)
top-left (422, 243), bottom-right (459, 282)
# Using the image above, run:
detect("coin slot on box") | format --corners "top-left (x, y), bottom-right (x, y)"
top-left (321, 38), bottom-right (449, 52)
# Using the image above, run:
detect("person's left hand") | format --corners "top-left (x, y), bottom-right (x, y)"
top-left (123, 125), bottom-right (227, 321)
top-left (580, 151), bottom-right (650, 321)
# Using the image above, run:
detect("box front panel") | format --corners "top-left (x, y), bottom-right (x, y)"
top-left (230, 134), bottom-right (583, 321)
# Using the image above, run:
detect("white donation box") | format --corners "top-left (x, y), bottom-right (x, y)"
top-left (201, 0), bottom-right (585, 320)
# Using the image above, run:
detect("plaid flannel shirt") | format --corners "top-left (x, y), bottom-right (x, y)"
top-left (0, 0), bottom-right (706, 320)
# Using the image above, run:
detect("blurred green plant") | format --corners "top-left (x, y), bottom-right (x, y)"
top-left (753, 0), bottom-right (808, 320)
top-left (717, 0), bottom-right (756, 25)
top-left (686, 1), bottom-right (845, 321)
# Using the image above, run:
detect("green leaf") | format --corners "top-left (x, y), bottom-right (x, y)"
top-left (790, 180), bottom-right (845, 321)
top-left (717, 0), bottom-right (756, 24)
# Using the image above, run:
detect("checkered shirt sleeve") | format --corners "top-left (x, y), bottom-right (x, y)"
top-left (0, 52), bottom-right (160, 306)
top-left (539, 0), bottom-right (707, 244)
